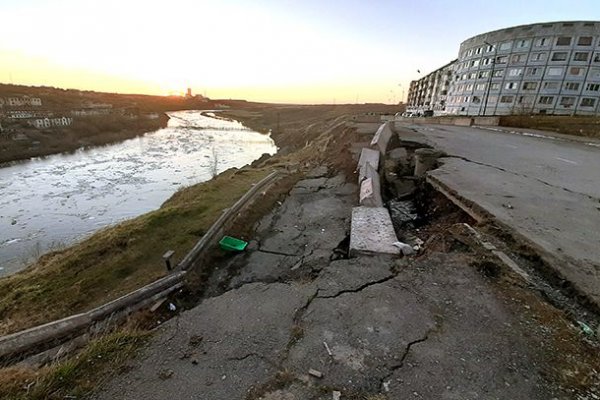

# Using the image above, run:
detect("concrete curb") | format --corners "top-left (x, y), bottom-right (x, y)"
top-left (0, 171), bottom-right (281, 363)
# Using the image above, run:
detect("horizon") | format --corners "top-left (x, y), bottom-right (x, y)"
top-left (2, 0), bottom-right (600, 104)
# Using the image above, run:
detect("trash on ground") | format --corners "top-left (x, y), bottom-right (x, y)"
top-left (577, 321), bottom-right (595, 336)
top-left (332, 391), bottom-right (341, 400)
top-left (308, 368), bottom-right (324, 378)
top-left (323, 341), bottom-right (333, 356)
top-left (168, 303), bottom-right (177, 312)
top-left (219, 235), bottom-right (248, 252)
top-left (393, 241), bottom-right (414, 255)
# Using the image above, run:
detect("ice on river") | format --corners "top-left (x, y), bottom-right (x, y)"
top-left (0, 110), bottom-right (276, 276)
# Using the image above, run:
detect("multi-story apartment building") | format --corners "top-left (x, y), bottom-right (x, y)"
top-left (408, 21), bottom-right (600, 116)
top-left (406, 60), bottom-right (456, 115)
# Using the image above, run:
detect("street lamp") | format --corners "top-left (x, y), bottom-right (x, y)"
top-left (481, 41), bottom-right (498, 116)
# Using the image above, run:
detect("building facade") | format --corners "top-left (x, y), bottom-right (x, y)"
top-left (406, 60), bottom-right (456, 115)
top-left (408, 21), bottom-right (600, 116)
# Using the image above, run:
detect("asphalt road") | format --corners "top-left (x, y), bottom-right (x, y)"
top-left (397, 123), bottom-right (600, 308)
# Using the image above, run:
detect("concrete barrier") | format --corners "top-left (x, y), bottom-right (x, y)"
top-left (453, 117), bottom-right (474, 127)
top-left (359, 164), bottom-right (383, 207)
top-left (357, 148), bottom-right (380, 183)
top-left (349, 207), bottom-right (400, 256)
top-left (370, 121), bottom-right (394, 154)
top-left (393, 116), bottom-right (495, 127)
top-left (473, 116), bottom-right (500, 126)
top-left (0, 171), bottom-right (282, 363)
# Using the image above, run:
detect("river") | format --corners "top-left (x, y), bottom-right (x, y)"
top-left (0, 110), bottom-right (277, 276)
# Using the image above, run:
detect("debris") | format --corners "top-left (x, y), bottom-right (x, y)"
top-left (308, 368), bottom-right (323, 378)
top-left (323, 341), bottom-right (333, 357)
top-left (168, 303), bottom-right (177, 312)
top-left (383, 380), bottom-right (391, 392)
top-left (577, 321), bottom-right (595, 336)
top-left (393, 241), bottom-right (414, 256)
top-left (502, 203), bottom-right (514, 209)
top-left (332, 390), bottom-right (341, 400)
top-left (150, 298), bottom-right (166, 312)
top-left (158, 369), bottom-right (174, 380)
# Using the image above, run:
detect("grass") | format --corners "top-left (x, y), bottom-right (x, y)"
top-left (0, 166), bottom-right (272, 335)
top-left (0, 328), bottom-right (148, 400)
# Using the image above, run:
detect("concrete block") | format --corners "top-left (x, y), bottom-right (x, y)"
top-left (359, 163), bottom-right (383, 207)
top-left (370, 121), bottom-right (394, 153)
top-left (357, 148), bottom-right (380, 182)
top-left (453, 117), bottom-right (474, 127)
top-left (414, 148), bottom-right (442, 177)
top-left (350, 207), bottom-right (401, 256)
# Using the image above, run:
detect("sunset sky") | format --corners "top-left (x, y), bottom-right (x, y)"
top-left (1, 0), bottom-right (600, 103)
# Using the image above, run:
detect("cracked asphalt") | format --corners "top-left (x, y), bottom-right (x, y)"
top-left (396, 123), bottom-right (600, 309)
top-left (94, 167), bottom-right (577, 400)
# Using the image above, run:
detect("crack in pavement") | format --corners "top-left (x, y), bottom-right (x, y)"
top-left (447, 155), bottom-right (600, 202)
top-left (316, 274), bottom-right (397, 299)
top-left (379, 331), bottom-right (431, 389)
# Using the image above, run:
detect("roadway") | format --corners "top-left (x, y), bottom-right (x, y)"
top-left (396, 122), bottom-right (600, 308)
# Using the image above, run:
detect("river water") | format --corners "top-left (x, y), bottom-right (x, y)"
top-left (0, 110), bottom-right (276, 276)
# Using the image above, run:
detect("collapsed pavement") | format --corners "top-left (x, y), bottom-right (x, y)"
top-left (94, 157), bottom-right (599, 399)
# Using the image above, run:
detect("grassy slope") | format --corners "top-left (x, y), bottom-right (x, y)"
top-left (0, 167), bottom-right (271, 335)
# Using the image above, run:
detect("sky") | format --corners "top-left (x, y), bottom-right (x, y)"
top-left (1, 0), bottom-right (600, 104)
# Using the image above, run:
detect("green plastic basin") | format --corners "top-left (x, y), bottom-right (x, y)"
top-left (219, 235), bottom-right (248, 252)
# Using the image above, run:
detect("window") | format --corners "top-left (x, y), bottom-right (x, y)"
top-left (547, 67), bottom-right (563, 76)
top-left (581, 98), bottom-right (597, 107)
top-left (472, 96), bottom-right (481, 104)
top-left (531, 52), bottom-right (547, 61)
top-left (466, 83), bottom-right (474, 90)
top-left (492, 69), bottom-right (504, 77)
top-left (590, 68), bottom-right (600, 79)
top-left (490, 83), bottom-right (500, 90)
top-left (551, 52), bottom-right (568, 61)
top-left (478, 71), bottom-right (490, 79)
top-left (569, 67), bottom-right (585, 76)
top-left (560, 97), bottom-right (575, 107)
top-left (539, 96), bottom-right (554, 104)
top-left (467, 49), bottom-right (473, 56)
top-left (526, 67), bottom-right (540, 76)
top-left (469, 72), bottom-right (477, 79)
top-left (486, 44), bottom-right (494, 52)
top-left (476, 83), bottom-right (486, 91)
top-left (496, 55), bottom-right (508, 64)
top-left (482, 58), bottom-right (492, 66)
top-left (556, 37), bottom-right (572, 46)
top-left (508, 68), bottom-right (523, 77)
top-left (535, 37), bottom-right (548, 47)
top-left (518, 96), bottom-right (534, 104)
top-left (594, 53), bottom-right (600, 63)
top-left (499, 42), bottom-right (512, 51)
top-left (475, 47), bottom-right (482, 55)
top-left (511, 54), bottom-right (526, 63)
top-left (516, 39), bottom-right (530, 48)
top-left (564, 82), bottom-right (580, 90)
top-left (586, 83), bottom-right (600, 91)
top-left (500, 95), bottom-right (514, 103)
top-left (505, 82), bottom-right (518, 90)
top-left (573, 52), bottom-right (589, 62)
top-left (543, 82), bottom-right (560, 90)
top-left (471, 59), bottom-right (480, 67)
top-left (464, 96), bottom-right (470, 102)
top-left (523, 82), bottom-right (538, 90)
top-left (578, 36), bottom-right (593, 46)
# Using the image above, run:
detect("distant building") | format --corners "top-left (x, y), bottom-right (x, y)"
top-left (407, 20), bottom-right (600, 116)
top-left (186, 88), bottom-right (193, 98)
top-left (5, 96), bottom-right (42, 107)
top-left (5, 110), bottom-right (52, 119)
top-left (407, 60), bottom-right (457, 115)
top-left (29, 116), bottom-right (73, 129)
top-left (70, 107), bottom-right (112, 117)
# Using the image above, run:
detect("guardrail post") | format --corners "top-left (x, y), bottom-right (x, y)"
top-left (162, 250), bottom-right (175, 271)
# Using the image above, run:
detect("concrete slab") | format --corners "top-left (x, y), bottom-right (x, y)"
top-left (349, 207), bottom-right (400, 256)
top-left (357, 148), bottom-right (380, 183)
top-left (359, 163), bottom-right (382, 207)
top-left (370, 121), bottom-right (394, 153)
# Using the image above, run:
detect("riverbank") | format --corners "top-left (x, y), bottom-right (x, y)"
top-left (0, 113), bottom-right (169, 165)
